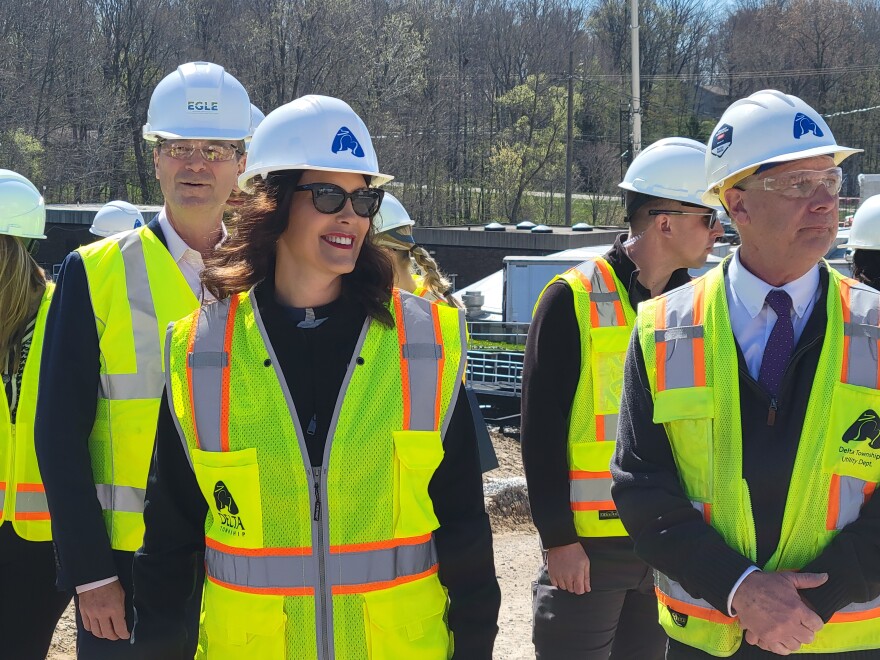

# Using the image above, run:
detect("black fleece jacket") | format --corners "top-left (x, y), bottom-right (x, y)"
top-left (612, 263), bottom-right (880, 659)
top-left (132, 278), bottom-right (500, 659)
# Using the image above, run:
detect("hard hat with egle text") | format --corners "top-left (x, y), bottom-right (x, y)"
top-left (143, 62), bottom-right (252, 143)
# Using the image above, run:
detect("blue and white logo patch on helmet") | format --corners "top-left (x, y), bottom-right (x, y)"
top-left (331, 127), bottom-right (365, 158)
top-left (793, 112), bottom-right (824, 140)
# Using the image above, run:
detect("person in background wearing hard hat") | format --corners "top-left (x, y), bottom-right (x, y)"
top-left (0, 170), bottom-right (72, 660)
top-left (35, 62), bottom-right (252, 659)
top-left (131, 95), bottom-right (500, 659)
top-left (89, 201), bottom-right (145, 239)
top-left (225, 103), bottom-right (265, 212)
top-left (374, 192), bottom-right (463, 307)
top-left (613, 90), bottom-right (880, 659)
top-left (840, 195), bottom-right (880, 290)
top-left (523, 137), bottom-right (723, 659)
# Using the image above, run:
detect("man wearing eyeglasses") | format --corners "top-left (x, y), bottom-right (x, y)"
top-left (34, 62), bottom-right (252, 659)
top-left (613, 89), bottom-right (880, 658)
top-left (523, 137), bottom-right (723, 659)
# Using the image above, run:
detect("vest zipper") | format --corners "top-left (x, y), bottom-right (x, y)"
top-left (312, 465), bottom-right (330, 660)
top-left (307, 414), bottom-right (317, 436)
top-left (767, 397), bottom-right (777, 426)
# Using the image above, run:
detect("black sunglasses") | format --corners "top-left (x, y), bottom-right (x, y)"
top-left (648, 208), bottom-right (719, 229)
top-left (294, 183), bottom-right (384, 218)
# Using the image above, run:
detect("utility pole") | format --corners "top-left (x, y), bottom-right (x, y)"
top-left (630, 0), bottom-right (642, 157)
top-left (565, 50), bottom-right (574, 226)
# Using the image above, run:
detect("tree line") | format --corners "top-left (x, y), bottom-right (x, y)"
top-left (1, 0), bottom-right (878, 226)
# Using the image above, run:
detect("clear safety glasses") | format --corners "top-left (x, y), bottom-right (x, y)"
top-left (648, 208), bottom-right (719, 229)
top-left (158, 141), bottom-right (242, 162)
top-left (735, 167), bottom-right (843, 198)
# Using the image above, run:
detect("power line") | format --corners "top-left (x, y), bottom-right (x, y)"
top-left (823, 104), bottom-right (880, 118)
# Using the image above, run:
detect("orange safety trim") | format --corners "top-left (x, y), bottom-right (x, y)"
top-left (826, 473), bottom-right (841, 531)
top-left (595, 414), bottom-right (606, 443)
top-left (829, 605), bottom-right (880, 623)
top-left (865, 482), bottom-right (877, 503)
top-left (330, 533), bottom-right (433, 555)
top-left (594, 259), bottom-right (625, 326)
top-left (655, 587), bottom-right (737, 624)
top-left (332, 564), bottom-right (439, 595)
top-left (15, 512), bottom-right (50, 520)
top-left (207, 574), bottom-right (315, 597)
top-left (692, 279), bottom-right (706, 388)
top-left (206, 537), bottom-right (311, 557)
top-left (186, 308), bottom-right (201, 449)
top-left (569, 470), bottom-right (613, 480)
top-left (840, 279), bottom-right (852, 384)
top-left (15, 483), bottom-right (45, 492)
top-left (219, 294), bottom-right (240, 453)
top-left (571, 500), bottom-right (616, 511)
top-left (702, 502), bottom-right (712, 525)
top-left (655, 297), bottom-right (668, 392)
top-left (393, 290), bottom-right (411, 430)
top-left (431, 303), bottom-right (445, 432)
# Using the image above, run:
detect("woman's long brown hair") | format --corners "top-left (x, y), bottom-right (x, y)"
top-left (0, 235), bottom-right (47, 373)
top-left (202, 170), bottom-right (394, 326)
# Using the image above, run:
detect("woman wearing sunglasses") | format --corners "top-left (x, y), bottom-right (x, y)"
top-left (373, 193), bottom-right (464, 308)
top-left (132, 95), bottom-right (500, 660)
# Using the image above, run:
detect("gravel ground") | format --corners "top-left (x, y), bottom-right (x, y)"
top-left (48, 429), bottom-right (539, 659)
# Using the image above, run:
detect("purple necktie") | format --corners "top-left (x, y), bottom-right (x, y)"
top-left (758, 289), bottom-right (794, 396)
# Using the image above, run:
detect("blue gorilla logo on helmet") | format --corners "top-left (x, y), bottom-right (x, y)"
top-left (331, 127), bottom-right (365, 158)
top-left (133, 218), bottom-right (142, 229)
top-left (793, 113), bottom-right (824, 140)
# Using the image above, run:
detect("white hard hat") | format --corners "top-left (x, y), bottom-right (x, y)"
top-left (619, 137), bottom-right (720, 209)
top-left (0, 169), bottom-right (46, 239)
top-left (90, 201), bottom-right (145, 238)
top-left (703, 89), bottom-right (861, 205)
top-left (249, 104), bottom-right (266, 136)
top-left (373, 193), bottom-right (414, 233)
top-left (143, 62), bottom-right (252, 143)
top-left (239, 95), bottom-right (393, 192)
top-left (840, 196), bottom-right (880, 250)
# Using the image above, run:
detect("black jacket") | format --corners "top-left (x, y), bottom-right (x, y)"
top-left (132, 279), bottom-right (500, 659)
top-left (612, 263), bottom-right (880, 659)
top-left (35, 219), bottom-right (168, 589)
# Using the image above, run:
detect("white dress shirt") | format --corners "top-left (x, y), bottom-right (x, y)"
top-left (722, 249), bottom-right (822, 613)
top-left (77, 209), bottom-right (225, 594)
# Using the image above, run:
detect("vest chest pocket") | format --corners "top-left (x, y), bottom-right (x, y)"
top-left (822, 382), bottom-right (880, 484)
top-left (589, 326), bottom-right (632, 415)
top-left (653, 387), bottom-right (715, 503)
top-left (392, 430), bottom-right (444, 539)
top-left (191, 448), bottom-right (265, 549)
top-left (201, 579), bottom-right (287, 659)
top-left (362, 574), bottom-right (450, 660)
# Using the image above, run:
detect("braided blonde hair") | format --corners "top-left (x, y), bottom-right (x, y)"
top-left (411, 246), bottom-right (463, 308)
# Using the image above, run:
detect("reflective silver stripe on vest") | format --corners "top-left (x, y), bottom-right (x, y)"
top-left (188, 299), bottom-right (235, 453)
top-left (657, 289), bottom-right (699, 390)
top-left (570, 477), bottom-right (613, 504)
top-left (14, 490), bottom-right (49, 514)
top-left (97, 231), bottom-right (164, 401)
top-left (833, 475), bottom-right (871, 530)
top-left (835, 593), bottom-right (880, 616)
top-left (398, 292), bottom-right (444, 432)
top-left (843, 286), bottom-right (880, 389)
top-left (597, 413), bottom-right (618, 441)
top-left (571, 261), bottom-right (622, 328)
top-left (205, 536), bottom-right (437, 592)
top-left (94, 484), bottom-right (146, 514)
top-left (655, 571), bottom-right (721, 618)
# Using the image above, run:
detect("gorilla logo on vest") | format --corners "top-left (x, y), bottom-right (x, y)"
top-left (331, 127), bottom-right (365, 158)
top-left (842, 410), bottom-right (880, 450)
top-left (213, 481), bottom-right (246, 534)
top-left (793, 113), bottom-right (824, 140)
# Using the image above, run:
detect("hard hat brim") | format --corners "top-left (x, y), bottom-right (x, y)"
top-left (703, 145), bottom-right (862, 205)
top-left (838, 242), bottom-right (879, 250)
top-left (239, 165), bottom-right (394, 193)
top-left (143, 127), bottom-right (252, 143)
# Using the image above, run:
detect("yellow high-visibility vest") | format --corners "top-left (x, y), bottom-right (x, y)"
top-left (78, 225), bottom-right (197, 551)
top-left (167, 288), bottom-right (466, 659)
top-left (638, 263), bottom-right (880, 656)
top-left (0, 284), bottom-right (55, 541)
top-left (535, 257), bottom-right (635, 537)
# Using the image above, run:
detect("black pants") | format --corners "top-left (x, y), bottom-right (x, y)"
top-left (532, 539), bottom-right (666, 660)
top-left (668, 639), bottom-right (880, 659)
top-left (74, 549), bottom-right (138, 659)
top-left (0, 522), bottom-right (71, 660)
